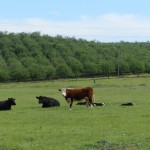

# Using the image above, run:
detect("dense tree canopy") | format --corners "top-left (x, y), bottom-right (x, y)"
top-left (0, 31), bottom-right (150, 81)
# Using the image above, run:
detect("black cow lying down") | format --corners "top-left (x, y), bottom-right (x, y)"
top-left (76, 101), bottom-right (105, 106)
top-left (120, 102), bottom-right (134, 106)
top-left (36, 96), bottom-right (60, 108)
top-left (0, 98), bottom-right (16, 110)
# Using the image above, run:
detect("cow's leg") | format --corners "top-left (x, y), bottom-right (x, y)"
top-left (92, 95), bottom-right (95, 103)
top-left (84, 97), bottom-right (91, 107)
top-left (89, 98), bottom-right (93, 108)
top-left (86, 99), bottom-right (90, 107)
top-left (69, 99), bottom-right (73, 110)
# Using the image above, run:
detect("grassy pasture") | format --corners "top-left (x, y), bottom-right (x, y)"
top-left (0, 77), bottom-right (150, 150)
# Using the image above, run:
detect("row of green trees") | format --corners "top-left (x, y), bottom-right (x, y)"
top-left (0, 31), bottom-right (150, 81)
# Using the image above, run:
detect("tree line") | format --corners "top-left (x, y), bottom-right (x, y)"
top-left (0, 31), bottom-right (150, 82)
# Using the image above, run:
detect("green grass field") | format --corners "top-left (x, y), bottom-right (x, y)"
top-left (0, 77), bottom-right (150, 150)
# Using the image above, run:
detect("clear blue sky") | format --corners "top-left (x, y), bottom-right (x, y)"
top-left (1, 0), bottom-right (150, 42)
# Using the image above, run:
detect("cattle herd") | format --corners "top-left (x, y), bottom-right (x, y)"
top-left (0, 86), bottom-right (134, 111)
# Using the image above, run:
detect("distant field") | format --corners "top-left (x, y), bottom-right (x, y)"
top-left (0, 77), bottom-right (150, 150)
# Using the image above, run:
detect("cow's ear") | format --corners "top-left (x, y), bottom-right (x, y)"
top-left (58, 89), bottom-right (61, 91)
top-left (66, 89), bottom-right (69, 91)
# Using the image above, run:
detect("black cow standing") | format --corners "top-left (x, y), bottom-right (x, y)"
top-left (36, 96), bottom-right (60, 108)
top-left (0, 98), bottom-right (16, 110)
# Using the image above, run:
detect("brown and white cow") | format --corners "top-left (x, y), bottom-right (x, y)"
top-left (58, 87), bottom-right (94, 110)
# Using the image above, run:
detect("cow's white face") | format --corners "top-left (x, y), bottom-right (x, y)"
top-left (59, 88), bottom-right (67, 97)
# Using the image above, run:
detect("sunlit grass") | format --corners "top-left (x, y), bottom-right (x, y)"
top-left (0, 77), bottom-right (150, 149)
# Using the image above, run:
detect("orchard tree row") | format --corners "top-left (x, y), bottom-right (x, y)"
top-left (0, 31), bottom-right (150, 81)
